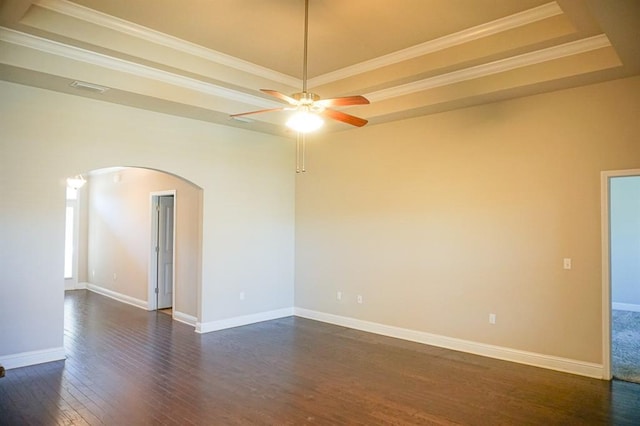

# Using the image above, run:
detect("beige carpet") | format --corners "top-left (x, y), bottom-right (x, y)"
top-left (612, 309), bottom-right (640, 384)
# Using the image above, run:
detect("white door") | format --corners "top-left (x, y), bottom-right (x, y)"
top-left (156, 195), bottom-right (174, 309)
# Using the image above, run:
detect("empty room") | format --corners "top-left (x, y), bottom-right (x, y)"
top-left (1, 0), bottom-right (640, 424)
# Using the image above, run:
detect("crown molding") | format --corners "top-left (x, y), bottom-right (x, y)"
top-left (34, 0), bottom-right (300, 87)
top-left (34, 0), bottom-right (563, 92)
top-left (0, 27), bottom-right (279, 109)
top-left (365, 34), bottom-right (612, 102)
top-left (1, 26), bottom-right (611, 111)
top-left (308, 1), bottom-right (563, 88)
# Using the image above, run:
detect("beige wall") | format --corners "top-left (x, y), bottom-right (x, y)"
top-left (295, 76), bottom-right (640, 364)
top-left (87, 168), bottom-right (202, 317)
top-left (0, 80), bottom-right (295, 358)
top-left (2, 74), bottom-right (639, 370)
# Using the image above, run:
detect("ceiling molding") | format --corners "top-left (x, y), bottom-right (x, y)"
top-left (3, 1), bottom-right (631, 132)
top-left (34, 0), bottom-right (300, 87)
top-left (0, 27), bottom-right (612, 115)
top-left (0, 27), bottom-right (279, 109)
top-left (365, 34), bottom-right (612, 102)
top-left (308, 1), bottom-right (563, 88)
top-left (33, 0), bottom-right (564, 93)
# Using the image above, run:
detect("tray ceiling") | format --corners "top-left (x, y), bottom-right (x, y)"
top-left (1, 0), bottom-right (639, 136)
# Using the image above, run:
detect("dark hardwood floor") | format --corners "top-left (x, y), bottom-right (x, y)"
top-left (1, 290), bottom-right (639, 425)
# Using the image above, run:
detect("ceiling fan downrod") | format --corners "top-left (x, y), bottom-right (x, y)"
top-left (229, 0), bottom-right (370, 132)
top-left (302, 0), bottom-right (310, 94)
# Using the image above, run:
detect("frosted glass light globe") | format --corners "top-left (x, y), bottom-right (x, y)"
top-left (286, 110), bottom-right (323, 133)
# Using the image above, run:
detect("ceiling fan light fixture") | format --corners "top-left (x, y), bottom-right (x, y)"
top-left (286, 109), bottom-right (324, 133)
top-left (229, 0), bottom-right (369, 131)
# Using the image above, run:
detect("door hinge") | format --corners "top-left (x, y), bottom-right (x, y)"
top-left (155, 246), bottom-right (159, 253)
top-left (155, 287), bottom-right (159, 294)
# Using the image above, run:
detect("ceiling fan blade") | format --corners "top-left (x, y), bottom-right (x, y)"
top-left (230, 107), bottom-right (286, 118)
top-left (316, 95), bottom-right (370, 108)
top-left (261, 89), bottom-right (298, 105)
top-left (322, 108), bottom-right (368, 127)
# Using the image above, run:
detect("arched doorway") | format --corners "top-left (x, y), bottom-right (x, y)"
top-left (65, 166), bottom-right (203, 327)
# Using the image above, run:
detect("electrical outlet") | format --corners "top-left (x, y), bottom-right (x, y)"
top-left (113, 273), bottom-right (117, 280)
top-left (563, 258), bottom-right (572, 270)
top-left (239, 291), bottom-right (245, 300)
top-left (357, 295), bottom-right (363, 304)
top-left (336, 291), bottom-right (342, 301)
top-left (489, 313), bottom-right (496, 324)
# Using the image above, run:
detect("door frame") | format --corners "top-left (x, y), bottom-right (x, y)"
top-left (148, 190), bottom-right (177, 312)
top-left (600, 168), bottom-right (640, 380)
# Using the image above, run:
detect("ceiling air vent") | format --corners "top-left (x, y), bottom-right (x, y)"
top-left (70, 80), bottom-right (109, 94)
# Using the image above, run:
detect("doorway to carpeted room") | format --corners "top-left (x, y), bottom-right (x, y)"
top-left (612, 310), bottom-right (640, 384)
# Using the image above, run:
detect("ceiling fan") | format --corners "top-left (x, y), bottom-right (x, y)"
top-left (230, 0), bottom-right (370, 133)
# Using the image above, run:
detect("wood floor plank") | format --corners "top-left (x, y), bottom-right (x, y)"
top-left (1, 289), bottom-right (639, 425)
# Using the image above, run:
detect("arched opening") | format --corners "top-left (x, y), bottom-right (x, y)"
top-left (65, 166), bottom-right (203, 327)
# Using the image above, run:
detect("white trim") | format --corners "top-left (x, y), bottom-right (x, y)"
top-left (0, 27), bottom-right (610, 109)
top-left (148, 191), bottom-right (176, 312)
top-left (364, 35), bottom-right (611, 103)
top-left (64, 280), bottom-right (75, 290)
top-left (32, 0), bottom-right (565, 91)
top-left (602, 169), bottom-right (640, 380)
top-left (601, 171), bottom-right (612, 380)
top-left (173, 311), bottom-right (197, 327)
top-left (612, 303), bottom-right (640, 312)
top-left (196, 308), bottom-right (294, 334)
top-left (65, 281), bottom-right (88, 291)
top-left (294, 308), bottom-right (603, 379)
top-left (309, 2), bottom-right (563, 87)
top-left (87, 283), bottom-right (148, 310)
top-left (34, 0), bottom-right (299, 87)
top-left (0, 347), bottom-right (66, 370)
top-left (0, 27), bottom-right (280, 110)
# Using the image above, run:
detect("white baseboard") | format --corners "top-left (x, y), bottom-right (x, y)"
top-left (0, 347), bottom-right (66, 370)
top-left (196, 307), bottom-right (294, 334)
top-left (173, 310), bottom-right (197, 326)
top-left (612, 302), bottom-right (640, 312)
top-left (65, 281), bottom-right (88, 291)
top-left (87, 283), bottom-right (148, 310)
top-left (294, 308), bottom-right (603, 379)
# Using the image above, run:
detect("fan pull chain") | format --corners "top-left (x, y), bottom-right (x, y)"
top-left (301, 133), bottom-right (306, 172)
top-left (296, 133), bottom-right (300, 173)
top-left (296, 133), bottom-right (307, 173)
